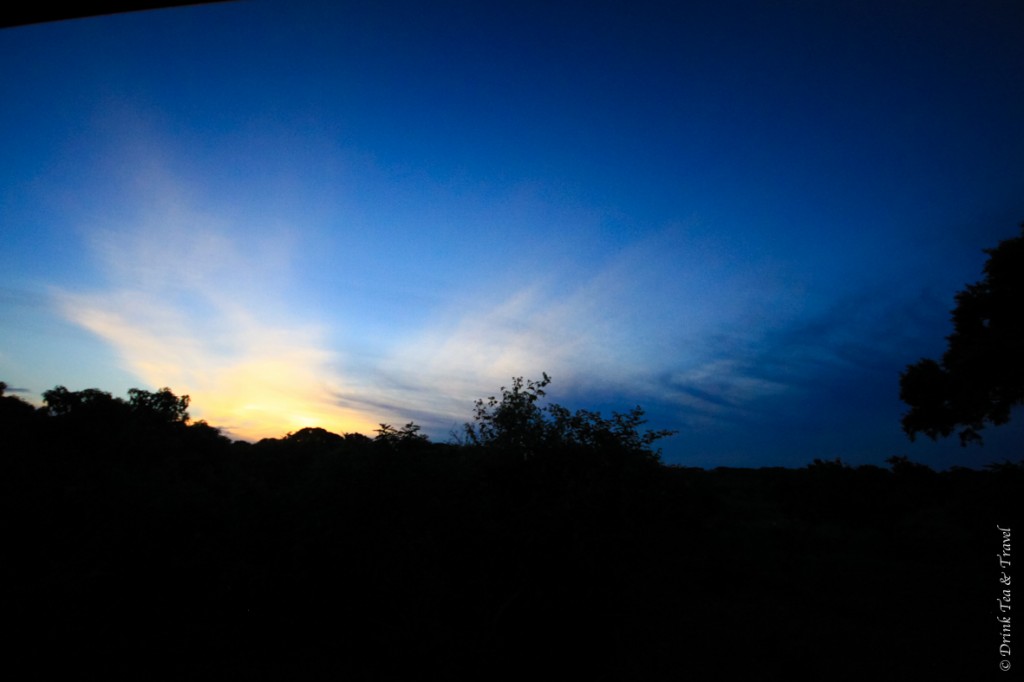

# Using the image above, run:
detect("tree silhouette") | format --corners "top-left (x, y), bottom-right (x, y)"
top-left (128, 387), bottom-right (190, 424)
top-left (5, 372), bottom-right (1015, 678)
top-left (464, 373), bottom-right (675, 460)
top-left (900, 225), bottom-right (1024, 445)
top-left (285, 426), bottom-right (346, 448)
top-left (464, 374), bottom-right (551, 457)
top-left (373, 422), bottom-right (429, 450)
top-left (42, 385), bottom-right (130, 420)
top-left (0, 381), bottom-right (36, 435)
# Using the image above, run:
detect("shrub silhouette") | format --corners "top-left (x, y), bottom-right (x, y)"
top-left (374, 421), bottom-right (429, 450)
top-left (463, 373), bottom-right (675, 462)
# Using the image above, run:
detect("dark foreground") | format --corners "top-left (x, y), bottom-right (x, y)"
top-left (3, 409), bottom-right (1021, 680)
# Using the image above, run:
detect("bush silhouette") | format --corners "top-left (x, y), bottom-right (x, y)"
top-left (463, 373), bottom-right (675, 462)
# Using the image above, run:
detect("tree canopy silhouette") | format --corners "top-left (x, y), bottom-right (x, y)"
top-left (900, 225), bottom-right (1024, 445)
top-left (2, 372), bottom-right (1020, 679)
top-left (128, 386), bottom-right (190, 424)
top-left (464, 373), bottom-right (675, 461)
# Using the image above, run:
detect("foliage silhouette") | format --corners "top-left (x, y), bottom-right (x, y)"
top-left (463, 373), bottom-right (675, 462)
top-left (464, 373), bottom-right (552, 456)
top-left (0, 381), bottom-right (37, 449)
top-left (0, 381), bottom-right (33, 418)
top-left (128, 386), bottom-right (190, 424)
top-left (900, 225), bottom-right (1024, 445)
top-left (374, 421), bottom-right (429, 450)
top-left (42, 385), bottom-right (190, 425)
top-left (2, 376), bottom-right (1021, 679)
top-left (43, 385), bottom-right (129, 419)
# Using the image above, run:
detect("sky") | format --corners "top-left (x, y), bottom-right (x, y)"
top-left (2, 0), bottom-right (1022, 468)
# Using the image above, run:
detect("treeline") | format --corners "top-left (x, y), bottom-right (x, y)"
top-left (1, 379), bottom-right (1021, 680)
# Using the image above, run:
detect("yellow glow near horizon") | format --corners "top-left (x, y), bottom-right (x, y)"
top-left (54, 191), bottom-right (385, 441)
top-left (192, 355), bottom-right (381, 441)
top-left (196, 391), bottom-right (377, 442)
top-left (57, 291), bottom-right (382, 440)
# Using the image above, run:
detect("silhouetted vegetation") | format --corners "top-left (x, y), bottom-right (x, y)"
top-left (462, 373), bottom-right (675, 462)
top-left (901, 224), bottom-right (1024, 445)
top-left (2, 377), bottom-right (1020, 679)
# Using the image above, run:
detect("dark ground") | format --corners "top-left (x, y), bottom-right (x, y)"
top-left (2, 398), bottom-right (1021, 680)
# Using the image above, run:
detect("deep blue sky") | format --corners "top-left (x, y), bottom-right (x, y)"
top-left (2, 0), bottom-right (1022, 467)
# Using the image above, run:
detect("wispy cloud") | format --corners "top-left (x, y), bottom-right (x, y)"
top-left (59, 287), bottom-right (373, 440)
top-left (51, 126), bottom-right (930, 451)
top-left (332, 225), bottom-right (786, 435)
top-left (645, 281), bottom-right (950, 437)
top-left (55, 173), bottom-right (379, 441)
top-left (332, 280), bottom-right (612, 435)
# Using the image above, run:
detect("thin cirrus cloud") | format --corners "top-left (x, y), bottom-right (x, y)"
top-left (52, 195), bottom-right (892, 453)
top-left (328, 277), bottom-right (640, 437)
top-left (58, 288), bottom-right (368, 441)
top-left (52, 178), bottom-right (642, 441)
top-left (46, 139), bottom-right (822, 447)
top-left (347, 230), bottom-right (797, 439)
top-left (54, 193), bottom-right (379, 441)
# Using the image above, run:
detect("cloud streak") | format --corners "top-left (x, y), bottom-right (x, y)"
top-left (59, 288), bottom-right (372, 440)
top-left (47, 128), bottom-right (940, 455)
top-left (55, 173), bottom-right (379, 441)
top-left (331, 225), bottom-right (790, 437)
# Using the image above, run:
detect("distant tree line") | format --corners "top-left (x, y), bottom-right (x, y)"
top-left (2, 375), bottom-right (1021, 680)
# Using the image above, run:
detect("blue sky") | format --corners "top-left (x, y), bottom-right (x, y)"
top-left (2, 0), bottom-right (1022, 467)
